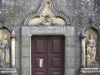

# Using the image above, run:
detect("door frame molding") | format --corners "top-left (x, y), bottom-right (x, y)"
top-left (21, 26), bottom-right (75, 75)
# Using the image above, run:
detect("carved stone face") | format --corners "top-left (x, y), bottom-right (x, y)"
top-left (89, 34), bottom-right (93, 39)
top-left (44, 15), bottom-right (51, 22)
top-left (3, 34), bottom-right (7, 39)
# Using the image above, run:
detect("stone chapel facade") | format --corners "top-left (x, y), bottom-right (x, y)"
top-left (0, 0), bottom-right (100, 75)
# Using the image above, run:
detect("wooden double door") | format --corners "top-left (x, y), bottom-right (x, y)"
top-left (31, 36), bottom-right (65, 75)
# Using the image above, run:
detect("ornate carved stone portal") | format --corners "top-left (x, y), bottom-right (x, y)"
top-left (80, 27), bottom-right (100, 74)
top-left (24, 0), bottom-right (70, 25)
top-left (0, 27), bottom-right (16, 74)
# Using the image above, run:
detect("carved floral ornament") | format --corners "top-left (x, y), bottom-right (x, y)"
top-left (24, 0), bottom-right (71, 25)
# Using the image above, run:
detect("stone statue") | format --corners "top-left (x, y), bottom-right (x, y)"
top-left (0, 34), bottom-right (9, 67)
top-left (86, 34), bottom-right (96, 63)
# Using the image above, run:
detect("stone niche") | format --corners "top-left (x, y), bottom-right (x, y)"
top-left (80, 27), bottom-right (100, 75)
top-left (0, 26), bottom-right (16, 74)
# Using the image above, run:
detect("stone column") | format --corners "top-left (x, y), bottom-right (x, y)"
top-left (81, 32), bottom-right (86, 68)
top-left (99, 36), bottom-right (100, 65)
top-left (11, 30), bottom-right (15, 68)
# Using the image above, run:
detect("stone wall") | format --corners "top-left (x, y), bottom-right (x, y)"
top-left (0, 0), bottom-right (100, 75)
top-left (0, 0), bottom-right (99, 26)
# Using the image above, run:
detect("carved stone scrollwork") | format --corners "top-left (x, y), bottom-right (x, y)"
top-left (80, 68), bottom-right (100, 74)
top-left (0, 27), bottom-right (16, 74)
top-left (0, 68), bottom-right (16, 74)
top-left (24, 0), bottom-right (71, 25)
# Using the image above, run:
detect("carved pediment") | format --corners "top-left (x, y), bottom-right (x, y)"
top-left (24, 0), bottom-right (70, 25)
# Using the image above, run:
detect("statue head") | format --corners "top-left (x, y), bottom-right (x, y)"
top-left (3, 34), bottom-right (7, 39)
top-left (89, 34), bottom-right (93, 39)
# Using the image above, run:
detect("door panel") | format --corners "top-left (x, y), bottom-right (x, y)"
top-left (52, 58), bottom-right (61, 68)
top-left (31, 38), bottom-right (47, 75)
top-left (52, 72), bottom-right (61, 75)
top-left (35, 72), bottom-right (44, 75)
top-left (52, 40), bottom-right (61, 54)
top-left (35, 40), bottom-right (45, 54)
top-left (31, 36), bottom-right (64, 75)
top-left (48, 38), bottom-right (64, 75)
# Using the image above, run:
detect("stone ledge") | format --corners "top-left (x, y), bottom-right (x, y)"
top-left (0, 68), bottom-right (17, 74)
top-left (80, 68), bottom-right (100, 74)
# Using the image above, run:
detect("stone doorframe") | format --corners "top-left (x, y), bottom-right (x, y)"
top-left (21, 25), bottom-right (75, 75)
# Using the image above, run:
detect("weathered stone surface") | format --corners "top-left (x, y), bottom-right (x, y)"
top-left (13, 26), bottom-right (21, 36)
top-left (15, 36), bottom-right (21, 58)
top-left (21, 68), bottom-right (30, 75)
top-left (15, 57), bottom-right (21, 69)
top-left (15, 46), bottom-right (20, 58)
top-left (75, 58), bottom-right (80, 69)
top-left (75, 59), bottom-right (81, 75)
top-left (21, 46), bottom-right (30, 57)
top-left (21, 27), bottom-right (30, 36)
top-left (0, 0), bottom-right (99, 27)
top-left (15, 57), bottom-right (21, 75)
top-left (66, 27), bottom-right (75, 36)
top-left (21, 36), bottom-right (30, 46)
top-left (66, 47), bottom-right (75, 57)
top-left (67, 59), bottom-right (75, 68)
top-left (75, 47), bottom-right (81, 58)
top-left (75, 36), bottom-right (81, 48)
top-left (67, 37), bottom-right (75, 46)
top-left (21, 57), bottom-right (30, 68)
top-left (0, 0), bottom-right (99, 75)
top-left (65, 68), bottom-right (75, 75)
top-left (15, 68), bottom-right (21, 75)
